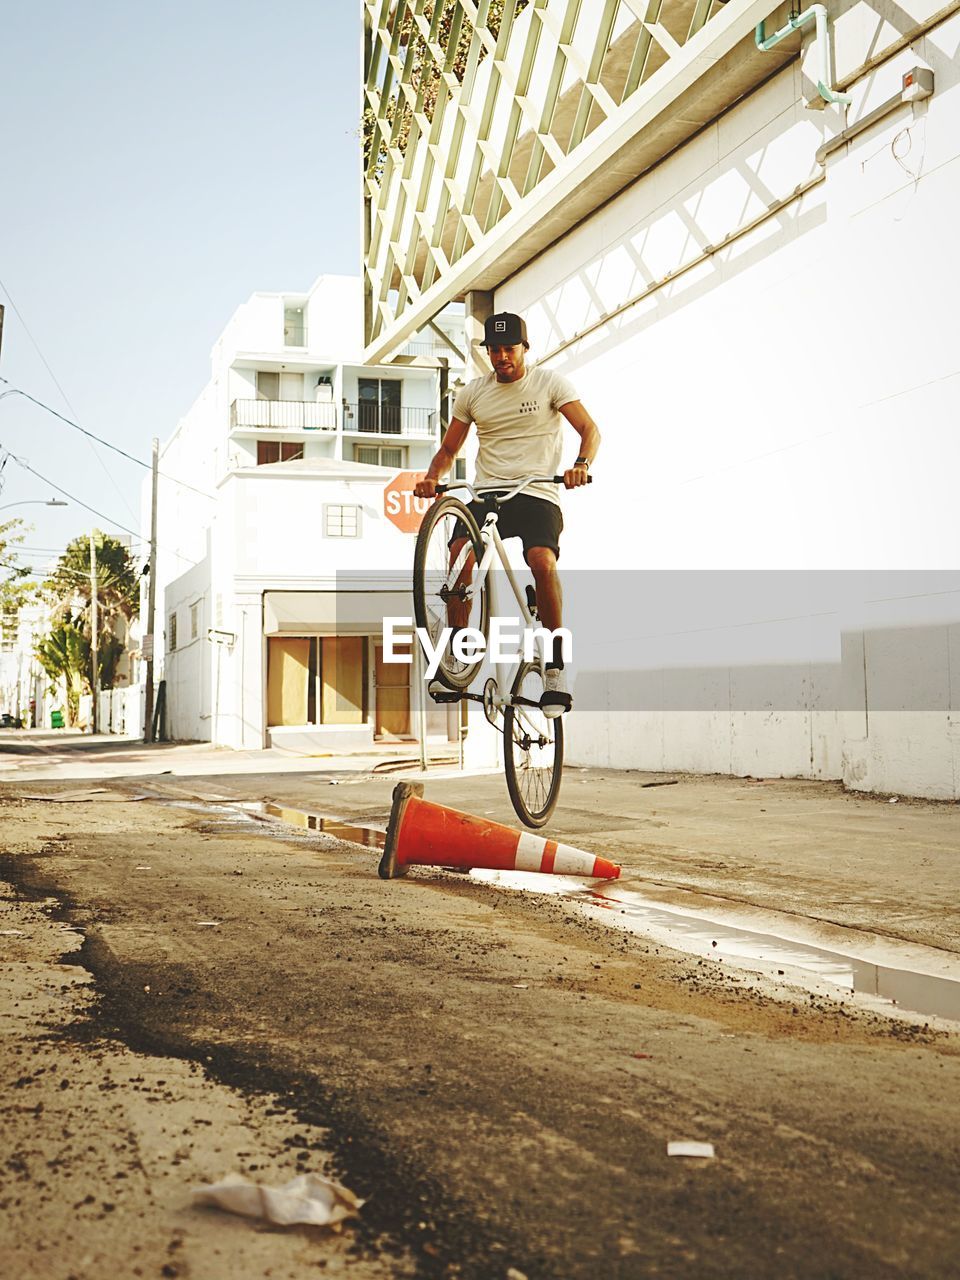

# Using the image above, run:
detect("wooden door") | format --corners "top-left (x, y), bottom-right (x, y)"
top-left (267, 637), bottom-right (310, 726)
top-left (321, 637), bottom-right (364, 725)
top-left (375, 644), bottom-right (411, 737)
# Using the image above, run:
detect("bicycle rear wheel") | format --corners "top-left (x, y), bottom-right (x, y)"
top-left (503, 662), bottom-right (564, 828)
top-left (413, 496), bottom-right (489, 691)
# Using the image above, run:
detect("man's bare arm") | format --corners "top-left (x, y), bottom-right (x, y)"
top-left (559, 400), bottom-right (601, 489)
top-left (415, 417), bottom-right (471, 498)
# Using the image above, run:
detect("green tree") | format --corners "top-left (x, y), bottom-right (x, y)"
top-left (0, 517), bottom-right (39, 650)
top-left (35, 622), bottom-right (89, 726)
top-left (1, 514), bottom-right (29, 578)
top-left (42, 531), bottom-right (139, 691)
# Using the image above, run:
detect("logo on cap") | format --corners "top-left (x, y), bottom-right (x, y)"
top-left (495, 319), bottom-right (506, 333)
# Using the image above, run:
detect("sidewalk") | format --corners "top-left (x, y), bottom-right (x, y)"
top-left (0, 728), bottom-right (427, 781)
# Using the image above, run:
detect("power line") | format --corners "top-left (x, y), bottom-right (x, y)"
top-left (10, 546), bottom-right (76, 555)
top-left (0, 376), bottom-right (214, 501)
top-left (7, 454), bottom-right (141, 539)
top-left (0, 279), bottom-right (141, 524)
top-left (12, 565), bottom-right (105, 581)
top-left (2, 451), bottom-right (201, 571)
top-left (0, 276), bottom-right (77, 415)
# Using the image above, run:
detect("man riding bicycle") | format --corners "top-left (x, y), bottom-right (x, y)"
top-left (414, 311), bottom-right (601, 716)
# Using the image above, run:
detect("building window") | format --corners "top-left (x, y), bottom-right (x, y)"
top-left (324, 505), bottom-right (361, 538)
top-left (283, 306), bottom-right (306, 346)
top-left (454, 457), bottom-right (467, 480)
top-left (357, 377), bottom-right (402, 433)
top-left (354, 445), bottom-right (405, 469)
top-left (257, 441), bottom-right (304, 465)
top-left (0, 609), bottom-right (16, 653)
top-left (267, 636), bottom-right (366, 726)
top-left (257, 370), bottom-right (304, 402)
top-left (168, 612), bottom-right (177, 652)
top-left (190, 602), bottom-right (200, 641)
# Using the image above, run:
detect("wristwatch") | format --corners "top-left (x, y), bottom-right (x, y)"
top-left (574, 456), bottom-right (590, 469)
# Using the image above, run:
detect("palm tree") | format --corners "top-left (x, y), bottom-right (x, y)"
top-left (35, 623), bottom-right (90, 726)
top-left (42, 532), bottom-right (139, 691)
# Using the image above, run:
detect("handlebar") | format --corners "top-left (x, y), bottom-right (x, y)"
top-left (434, 475), bottom-right (592, 497)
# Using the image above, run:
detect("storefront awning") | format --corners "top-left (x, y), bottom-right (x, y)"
top-left (264, 591), bottom-right (413, 636)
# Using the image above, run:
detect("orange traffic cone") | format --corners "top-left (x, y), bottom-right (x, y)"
top-left (378, 782), bottom-right (620, 881)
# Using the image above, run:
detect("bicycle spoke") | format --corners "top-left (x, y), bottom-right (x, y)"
top-left (504, 661), bottom-right (561, 826)
top-left (413, 495), bottom-right (488, 692)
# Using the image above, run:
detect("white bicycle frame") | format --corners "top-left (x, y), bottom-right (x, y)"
top-left (441, 476), bottom-right (557, 726)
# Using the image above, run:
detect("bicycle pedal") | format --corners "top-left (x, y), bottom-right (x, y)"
top-left (430, 688), bottom-right (462, 704)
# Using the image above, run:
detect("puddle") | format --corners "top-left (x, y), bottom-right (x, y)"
top-left (465, 872), bottom-right (960, 1024)
top-left (199, 798), bottom-right (960, 1025)
top-left (256, 803), bottom-right (386, 849)
top-left (583, 885), bottom-right (960, 1022)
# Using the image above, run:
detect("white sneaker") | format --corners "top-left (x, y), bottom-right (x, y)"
top-left (540, 667), bottom-right (571, 718)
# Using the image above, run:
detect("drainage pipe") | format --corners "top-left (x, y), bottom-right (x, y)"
top-left (755, 6), bottom-right (852, 107)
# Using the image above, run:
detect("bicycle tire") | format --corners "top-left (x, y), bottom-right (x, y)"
top-left (503, 661), bottom-right (564, 828)
top-left (412, 495), bottom-right (489, 691)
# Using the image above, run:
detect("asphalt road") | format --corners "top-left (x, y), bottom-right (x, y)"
top-left (2, 774), bottom-right (959, 1280)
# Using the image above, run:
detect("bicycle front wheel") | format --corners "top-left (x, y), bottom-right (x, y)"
top-left (503, 662), bottom-right (564, 828)
top-left (413, 496), bottom-right (489, 691)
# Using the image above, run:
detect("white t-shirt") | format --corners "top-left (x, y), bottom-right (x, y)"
top-left (452, 366), bottom-right (579, 507)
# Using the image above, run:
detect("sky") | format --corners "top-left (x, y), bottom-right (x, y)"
top-left (0, 0), bottom-right (362, 569)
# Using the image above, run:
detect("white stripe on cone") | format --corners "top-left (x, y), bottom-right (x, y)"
top-left (553, 843), bottom-right (597, 874)
top-left (514, 831), bottom-right (605, 876)
top-left (515, 831), bottom-right (548, 871)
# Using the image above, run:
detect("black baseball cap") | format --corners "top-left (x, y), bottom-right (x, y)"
top-left (482, 311), bottom-right (528, 347)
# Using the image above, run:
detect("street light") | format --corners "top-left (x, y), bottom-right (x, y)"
top-left (0, 498), bottom-right (69, 512)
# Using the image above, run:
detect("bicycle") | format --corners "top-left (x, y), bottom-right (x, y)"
top-left (412, 475), bottom-right (587, 828)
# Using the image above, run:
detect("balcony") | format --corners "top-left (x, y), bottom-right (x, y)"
top-left (342, 402), bottom-right (437, 437)
top-left (231, 400), bottom-right (337, 431)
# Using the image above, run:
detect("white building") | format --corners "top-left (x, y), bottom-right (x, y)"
top-left (151, 274), bottom-right (466, 752)
top-left (0, 601), bottom-right (50, 727)
top-left (362, 0), bottom-right (960, 799)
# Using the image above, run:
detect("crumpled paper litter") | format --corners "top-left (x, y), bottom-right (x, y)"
top-left (192, 1171), bottom-right (363, 1227)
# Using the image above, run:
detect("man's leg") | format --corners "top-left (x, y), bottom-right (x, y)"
top-left (525, 546), bottom-right (570, 715)
top-left (446, 536), bottom-right (476, 631)
top-left (525, 546), bottom-right (562, 633)
top-left (426, 536), bottom-right (478, 698)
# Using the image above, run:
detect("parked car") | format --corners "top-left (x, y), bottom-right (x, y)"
top-left (1, 712), bottom-right (24, 728)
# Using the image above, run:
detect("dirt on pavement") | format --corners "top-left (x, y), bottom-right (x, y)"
top-left (1, 759), bottom-right (959, 1279)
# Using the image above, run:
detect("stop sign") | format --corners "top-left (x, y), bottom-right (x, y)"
top-left (383, 470), bottom-right (432, 533)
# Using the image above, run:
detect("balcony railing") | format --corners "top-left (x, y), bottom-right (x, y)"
top-left (230, 399), bottom-right (439, 437)
top-left (231, 400), bottom-right (337, 431)
top-left (342, 403), bottom-right (437, 436)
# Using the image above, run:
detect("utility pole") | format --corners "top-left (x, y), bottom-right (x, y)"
top-left (143, 438), bottom-right (159, 743)
top-left (89, 531), bottom-right (99, 734)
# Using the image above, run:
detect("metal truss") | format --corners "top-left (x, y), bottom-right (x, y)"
top-left (363, 0), bottom-right (728, 354)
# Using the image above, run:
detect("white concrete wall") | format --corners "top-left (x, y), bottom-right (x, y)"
top-left (492, 5), bottom-right (960, 795)
top-left (840, 624), bottom-right (960, 799)
top-left (196, 465), bottom-right (421, 750)
top-left (229, 466), bottom-right (418, 581)
top-left (163, 556), bottom-right (212, 742)
top-left (210, 276), bottom-right (363, 363)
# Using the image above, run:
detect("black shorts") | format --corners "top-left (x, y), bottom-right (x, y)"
top-left (452, 493), bottom-right (564, 561)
